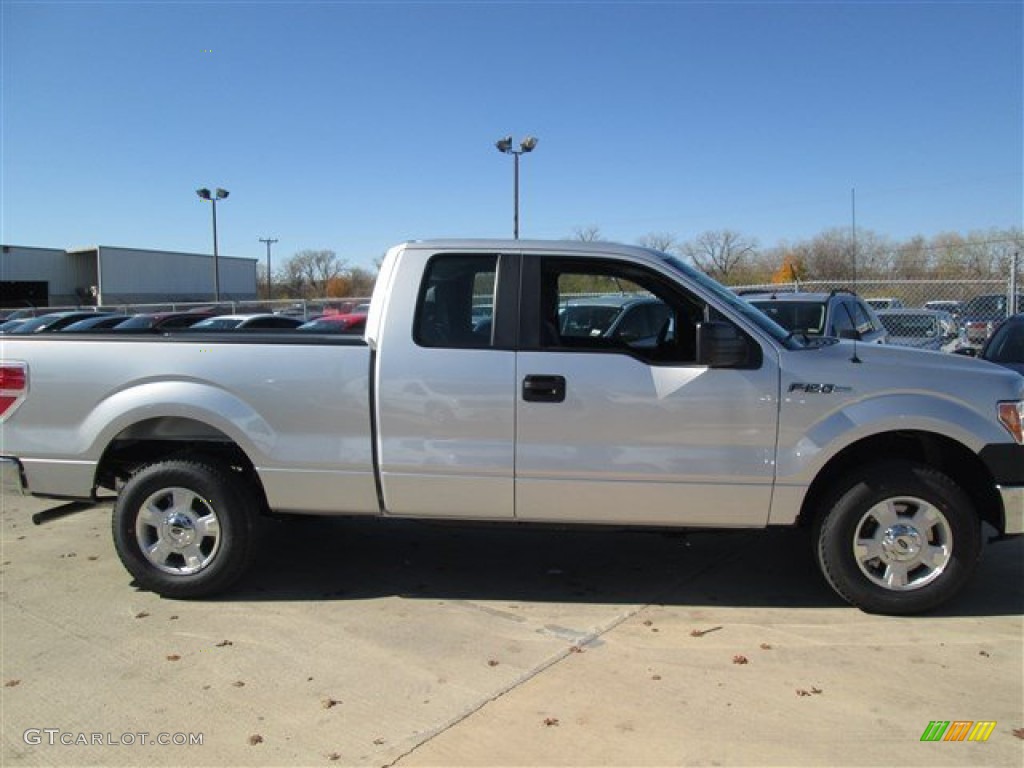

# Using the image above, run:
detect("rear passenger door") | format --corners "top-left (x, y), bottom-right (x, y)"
top-left (375, 251), bottom-right (519, 519)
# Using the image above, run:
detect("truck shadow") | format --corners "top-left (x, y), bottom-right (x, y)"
top-left (224, 517), bottom-right (1023, 617)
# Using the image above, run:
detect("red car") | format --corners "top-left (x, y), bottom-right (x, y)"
top-left (297, 310), bottom-right (367, 334)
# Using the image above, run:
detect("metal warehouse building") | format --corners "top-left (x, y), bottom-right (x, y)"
top-left (0, 244), bottom-right (258, 308)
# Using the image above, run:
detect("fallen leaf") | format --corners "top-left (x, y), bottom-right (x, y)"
top-left (759, 643), bottom-right (772, 650)
top-left (373, 738), bottom-right (385, 745)
top-left (796, 687), bottom-right (823, 697)
top-left (327, 753), bottom-right (342, 761)
top-left (166, 654), bottom-right (181, 662)
top-left (732, 655), bottom-right (749, 665)
top-left (135, 611), bottom-right (150, 619)
top-left (651, 674), bottom-right (662, 681)
top-left (87, 556), bottom-right (99, 561)
top-left (248, 734), bottom-right (263, 745)
top-left (642, 620), bottom-right (654, 626)
top-left (233, 681), bottom-right (245, 688)
top-left (543, 717), bottom-right (560, 727)
top-left (690, 626), bottom-right (723, 637)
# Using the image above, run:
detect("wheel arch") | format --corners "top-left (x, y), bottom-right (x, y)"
top-left (96, 416), bottom-right (269, 514)
top-left (796, 430), bottom-right (1003, 534)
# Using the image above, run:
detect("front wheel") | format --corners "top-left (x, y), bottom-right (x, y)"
top-left (815, 461), bottom-right (980, 615)
top-left (112, 460), bottom-right (258, 598)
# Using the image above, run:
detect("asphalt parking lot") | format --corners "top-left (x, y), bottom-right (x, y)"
top-left (1, 492), bottom-right (1022, 767)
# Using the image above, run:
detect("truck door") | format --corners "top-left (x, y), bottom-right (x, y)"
top-left (374, 251), bottom-right (518, 519)
top-left (514, 254), bottom-right (778, 527)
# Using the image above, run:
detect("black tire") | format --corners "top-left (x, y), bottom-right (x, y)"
top-left (112, 460), bottom-right (258, 598)
top-left (815, 461), bottom-right (980, 615)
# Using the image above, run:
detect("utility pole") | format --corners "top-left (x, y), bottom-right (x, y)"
top-left (259, 237), bottom-right (278, 300)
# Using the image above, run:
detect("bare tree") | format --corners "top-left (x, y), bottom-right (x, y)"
top-left (571, 226), bottom-right (603, 242)
top-left (280, 249), bottom-right (348, 298)
top-left (681, 230), bottom-right (758, 282)
top-left (636, 232), bottom-right (677, 253)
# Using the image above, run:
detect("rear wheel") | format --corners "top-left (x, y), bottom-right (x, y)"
top-left (815, 461), bottom-right (980, 615)
top-left (112, 460), bottom-right (257, 598)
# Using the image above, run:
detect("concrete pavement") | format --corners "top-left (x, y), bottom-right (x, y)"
top-left (2, 493), bottom-right (1021, 766)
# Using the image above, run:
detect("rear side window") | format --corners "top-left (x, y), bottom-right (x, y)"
top-left (414, 255), bottom-right (498, 349)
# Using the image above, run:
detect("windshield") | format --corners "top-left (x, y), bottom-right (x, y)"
top-left (191, 318), bottom-right (242, 330)
top-left (748, 300), bottom-right (826, 336)
top-left (661, 256), bottom-right (797, 346)
top-left (116, 315), bottom-right (159, 329)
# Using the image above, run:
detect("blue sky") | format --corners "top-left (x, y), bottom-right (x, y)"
top-left (2, 0), bottom-right (1021, 270)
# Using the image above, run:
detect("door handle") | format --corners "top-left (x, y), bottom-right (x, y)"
top-left (523, 375), bottom-right (566, 403)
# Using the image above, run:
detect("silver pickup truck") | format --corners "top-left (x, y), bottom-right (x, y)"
top-left (2, 240), bottom-right (1022, 614)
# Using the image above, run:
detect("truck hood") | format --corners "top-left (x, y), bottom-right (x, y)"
top-left (786, 340), bottom-right (1024, 403)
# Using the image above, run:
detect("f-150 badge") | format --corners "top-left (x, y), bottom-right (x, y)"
top-left (788, 382), bottom-right (853, 394)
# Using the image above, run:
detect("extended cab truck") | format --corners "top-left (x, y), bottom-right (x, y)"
top-left (1, 240), bottom-right (1022, 615)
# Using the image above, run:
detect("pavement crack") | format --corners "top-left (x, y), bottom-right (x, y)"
top-left (385, 534), bottom-right (757, 767)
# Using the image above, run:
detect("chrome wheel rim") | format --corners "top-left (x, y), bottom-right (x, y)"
top-left (135, 487), bottom-right (221, 575)
top-left (853, 496), bottom-right (952, 591)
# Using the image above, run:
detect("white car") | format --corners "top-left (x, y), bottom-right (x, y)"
top-left (188, 313), bottom-right (304, 330)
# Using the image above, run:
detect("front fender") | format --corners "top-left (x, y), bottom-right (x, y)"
top-left (776, 392), bottom-right (1008, 485)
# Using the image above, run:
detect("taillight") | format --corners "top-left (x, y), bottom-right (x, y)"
top-left (0, 362), bottom-right (28, 421)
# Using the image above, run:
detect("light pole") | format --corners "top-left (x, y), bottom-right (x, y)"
top-left (259, 237), bottom-right (278, 299)
top-left (196, 187), bottom-right (229, 302)
top-left (495, 136), bottom-right (538, 239)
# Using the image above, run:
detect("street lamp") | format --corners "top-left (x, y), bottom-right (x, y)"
top-left (495, 135), bottom-right (538, 239)
top-left (196, 187), bottom-right (229, 302)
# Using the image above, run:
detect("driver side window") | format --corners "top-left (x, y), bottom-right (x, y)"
top-left (539, 259), bottom-right (704, 364)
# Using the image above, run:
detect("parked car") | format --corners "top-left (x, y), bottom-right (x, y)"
top-left (187, 313), bottom-right (305, 330)
top-left (0, 308), bottom-right (40, 322)
top-left (958, 293), bottom-right (1023, 350)
top-left (866, 297), bottom-right (904, 310)
top-left (0, 318), bottom-right (30, 334)
top-left (875, 309), bottom-right (957, 351)
top-left (6, 311), bottom-right (119, 334)
top-left (558, 295), bottom-right (672, 347)
top-left (112, 310), bottom-right (218, 331)
top-left (297, 313), bottom-right (367, 333)
top-left (976, 314), bottom-right (1024, 376)
top-left (60, 314), bottom-right (130, 332)
top-left (923, 299), bottom-right (962, 317)
top-left (745, 290), bottom-right (888, 344)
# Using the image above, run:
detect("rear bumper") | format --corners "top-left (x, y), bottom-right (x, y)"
top-left (998, 486), bottom-right (1024, 535)
top-left (1, 458), bottom-right (29, 496)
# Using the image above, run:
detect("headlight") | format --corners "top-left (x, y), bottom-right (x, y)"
top-left (998, 401), bottom-right (1024, 445)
